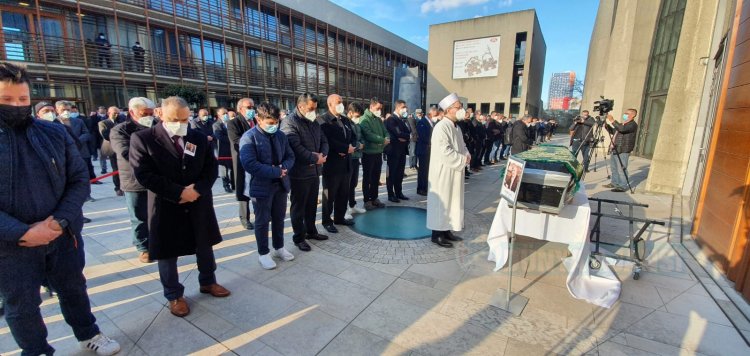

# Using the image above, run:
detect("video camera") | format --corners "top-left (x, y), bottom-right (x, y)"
top-left (593, 96), bottom-right (614, 117)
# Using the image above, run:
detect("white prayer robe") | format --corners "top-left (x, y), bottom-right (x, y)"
top-left (426, 118), bottom-right (469, 231)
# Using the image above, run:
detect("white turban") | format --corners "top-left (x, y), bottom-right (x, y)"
top-left (439, 93), bottom-right (459, 110)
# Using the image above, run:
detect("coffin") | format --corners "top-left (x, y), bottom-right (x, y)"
top-left (505, 145), bottom-right (583, 214)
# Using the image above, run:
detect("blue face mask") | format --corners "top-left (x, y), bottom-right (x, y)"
top-left (263, 124), bottom-right (278, 134)
top-left (222, 114), bottom-right (229, 122)
top-left (70, 112), bottom-right (79, 118)
top-left (246, 109), bottom-right (256, 120)
top-left (622, 114), bottom-right (629, 122)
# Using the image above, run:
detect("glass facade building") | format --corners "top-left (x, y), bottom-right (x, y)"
top-left (0, 0), bottom-right (427, 112)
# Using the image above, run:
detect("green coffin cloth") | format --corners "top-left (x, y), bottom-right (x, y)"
top-left (500, 144), bottom-right (583, 192)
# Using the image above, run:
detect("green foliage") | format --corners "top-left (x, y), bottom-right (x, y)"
top-left (161, 84), bottom-right (206, 107)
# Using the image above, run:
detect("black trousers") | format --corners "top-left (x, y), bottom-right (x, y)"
top-left (289, 177), bottom-right (320, 242)
top-left (361, 153), bottom-right (382, 203)
top-left (322, 172), bottom-right (350, 225)
top-left (386, 149), bottom-right (406, 198)
top-left (482, 140), bottom-right (494, 163)
top-left (417, 152), bottom-right (430, 193)
top-left (348, 159), bottom-right (360, 208)
top-left (85, 156), bottom-right (95, 180)
top-left (109, 154), bottom-right (120, 190)
top-left (157, 243), bottom-right (216, 301)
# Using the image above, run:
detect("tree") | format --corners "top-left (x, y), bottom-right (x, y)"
top-left (573, 79), bottom-right (584, 97)
top-left (161, 84), bottom-right (206, 107)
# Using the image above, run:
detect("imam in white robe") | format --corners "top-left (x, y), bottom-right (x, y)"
top-left (426, 118), bottom-right (469, 232)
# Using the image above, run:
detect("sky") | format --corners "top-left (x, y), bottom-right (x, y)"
top-left (330, 0), bottom-right (599, 108)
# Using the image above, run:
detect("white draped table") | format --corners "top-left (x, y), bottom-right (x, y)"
top-left (486, 186), bottom-right (621, 308)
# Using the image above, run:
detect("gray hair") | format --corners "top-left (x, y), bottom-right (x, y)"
top-left (54, 100), bottom-right (72, 109)
top-left (128, 97), bottom-right (155, 111)
top-left (161, 96), bottom-right (189, 110)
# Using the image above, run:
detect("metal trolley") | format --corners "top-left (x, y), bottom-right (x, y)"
top-left (587, 197), bottom-right (666, 280)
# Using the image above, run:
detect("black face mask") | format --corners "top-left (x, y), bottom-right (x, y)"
top-left (0, 104), bottom-right (33, 130)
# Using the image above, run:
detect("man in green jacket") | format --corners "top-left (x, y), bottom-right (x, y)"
top-left (358, 97), bottom-right (389, 210)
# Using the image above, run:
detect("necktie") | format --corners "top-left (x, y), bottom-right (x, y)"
top-left (172, 135), bottom-right (184, 156)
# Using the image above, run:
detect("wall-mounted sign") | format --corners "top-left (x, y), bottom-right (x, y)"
top-left (452, 36), bottom-right (501, 79)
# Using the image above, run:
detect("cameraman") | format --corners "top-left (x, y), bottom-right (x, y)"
top-left (569, 110), bottom-right (596, 172)
top-left (604, 109), bottom-right (639, 192)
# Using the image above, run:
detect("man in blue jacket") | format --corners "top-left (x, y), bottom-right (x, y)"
top-left (240, 102), bottom-right (296, 269)
top-left (0, 62), bottom-right (120, 355)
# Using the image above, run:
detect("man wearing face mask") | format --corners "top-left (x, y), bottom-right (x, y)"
top-left (95, 33), bottom-right (112, 69)
top-left (385, 100), bottom-right (411, 203)
top-left (569, 110), bottom-right (596, 172)
top-left (359, 97), bottom-right (389, 210)
top-left (0, 61), bottom-right (122, 356)
top-left (604, 109), bottom-right (639, 192)
top-left (99, 106), bottom-right (124, 196)
top-left (345, 102), bottom-right (367, 219)
top-left (427, 93), bottom-right (471, 248)
top-left (227, 98), bottom-right (256, 230)
top-left (129, 96), bottom-right (229, 317)
top-left (213, 107), bottom-right (234, 193)
top-left (319, 94), bottom-right (356, 233)
top-left (511, 115), bottom-right (533, 155)
top-left (280, 93), bottom-right (329, 252)
top-left (239, 102), bottom-right (296, 269)
top-left (190, 108), bottom-right (215, 149)
top-left (111, 97), bottom-right (157, 263)
top-left (56, 101), bottom-right (95, 181)
top-left (89, 106), bottom-right (107, 166)
top-left (415, 105), bottom-right (437, 196)
top-left (132, 41), bottom-right (145, 72)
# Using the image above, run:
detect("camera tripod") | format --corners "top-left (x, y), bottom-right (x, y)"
top-left (573, 116), bottom-right (633, 193)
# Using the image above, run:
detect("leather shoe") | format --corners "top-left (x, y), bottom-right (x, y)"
top-left (603, 183), bottom-right (615, 188)
top-left (397, 195), bottom-right (410, 200)
top-left (168, 297), bottom-right (190, 317)
top-left (307, 233), bottom-right (329, 241)
top-left (388, 197), bottom-right (400, 203)
top-left (444, 231), bottom-right (463, 241)
top-left (334, 219), bottom-right (355, 226)
top-left (200, 284), bottom-right (231, 298)
top-left (323, 224), bottom-right (338, 233)
top-left (138, 252), bottom-right (154, 263)
top-left (91, 181), bottom-right (103, 185)
top-left (611, 187), bottom-right (627, 193)
top-left (82, 217), bottom-right (92, 224)
top-left (373, 199), bottom-right (386, 208)
top-left (295, 241), bottom-right (312, 251)
top-left (417, 190), bottom-right (427, 196)
top-left (431, 236), bottom-right (453, 248)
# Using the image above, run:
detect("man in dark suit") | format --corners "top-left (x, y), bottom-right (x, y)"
top-left (239, 102), bottom-right (296, 270)
top-left (415, 105), bottom-right (436, 196)
top-left (511, 115), bottom-right (533, 155)
top-left (98, 106), bottom-right (124, 195)
top-left (129, 96), bottom-right (230, 318)
top-left (319, 94), bottom-right (356, 234)
top-left (280, 93), bottom-right (329, 252)
top-left (190, 108), bottom-right (215, 149)
top-left (385, 99), bottom-right (411, 202)
top-left (213, 107), bottom-right (233, 193)
top-left (88, 106), bottom-right (106, 164)
top-left (227, 98), bottom-right (256, 230)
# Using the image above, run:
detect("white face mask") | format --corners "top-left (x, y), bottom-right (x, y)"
top-left (40, 112), bottom-right (56, 122)
top-left (304, 110), bottom-right (317, 121)
top-left (350, 115), bottom-right (360, 124)
top-left (138, 116), bottom-right (154, 127)
top-left (59, 110), bottom-right (71, 119)
top-left (164, 121), bottom-right (188, 137)
top-left (335, 103), bottom-right (345, 115)
top-left (455, 108), bottom-right (466, 121)
top-left (371, 109), bottom-right (381, 117)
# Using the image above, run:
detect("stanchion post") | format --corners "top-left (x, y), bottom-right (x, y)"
top-left (506, 200), bottom-right (517, 309)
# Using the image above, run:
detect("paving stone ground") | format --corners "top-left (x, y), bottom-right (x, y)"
top-left (1, 136), bottom-right (749, 355)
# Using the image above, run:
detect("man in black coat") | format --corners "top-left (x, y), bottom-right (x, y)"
top-left (319, 94), bottom-right (356, 233)
top-left (88, 106), bottom-right (106, 163)
top-left (129, 96), bottom-right (230, 318)
top-left (98, 106), bottom-right (124, 195)
top-left (569, 110), bottom-right (596, 172)
top-left (190, 108), bottom-right (216, 149)
top-left (510, 115), bottom-right (533, 155)
top-left (385, 99), bottom-right (411, 202)
top-left (604, 109), bottom-right (639, 193)
top-left (280, 93), bottom-right (329, 252)
top-left (227, 98), bottom-right (256, 229)
top-left (111, 97), bottom-right (156, 263)
top-left (213, 107), bottom-right (233, 193)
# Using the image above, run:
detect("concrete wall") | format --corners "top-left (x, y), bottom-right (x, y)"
top-left (581, 0), bottom-right (660, 117)
top-left (426, 10), bottom-right (545, 117)
top-left (646, 0), bottom-right (721, 194)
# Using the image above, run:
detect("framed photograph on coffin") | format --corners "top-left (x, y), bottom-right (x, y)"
top-left (500, 157), bottom-right (525, 204)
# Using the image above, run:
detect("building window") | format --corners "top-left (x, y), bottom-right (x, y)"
top-left (480, 103), bottom-right (490, 114)
top-left (495, 102), bottom-right (505, 114)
